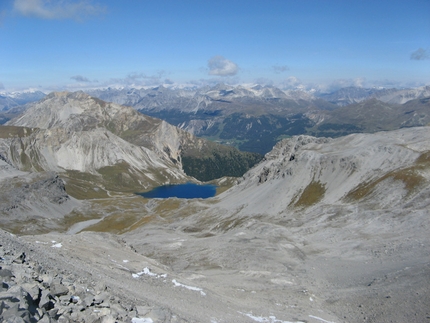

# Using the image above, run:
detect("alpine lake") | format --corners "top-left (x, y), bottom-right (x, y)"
top-left (138, 183), bottom-right (217, 199)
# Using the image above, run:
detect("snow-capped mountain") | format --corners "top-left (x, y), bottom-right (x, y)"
top-left (0, 90), bottom-right (46, 111)
top-left (317, 85), bottom-right (430, 106)
top-left (87, 83), bottom-right (323, 112)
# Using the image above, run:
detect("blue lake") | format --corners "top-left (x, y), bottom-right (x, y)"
top-left (138, 183), bottom-right (217, 199)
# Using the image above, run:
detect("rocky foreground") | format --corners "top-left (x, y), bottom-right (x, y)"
top-left (0, 229), bottom-right (188, 323)
top-left (1, 231), bottom-right (130, 323)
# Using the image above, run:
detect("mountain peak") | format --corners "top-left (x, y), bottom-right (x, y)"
top-left (5, 92), bottom-right (262, 183)
top-left (46, 90), bottom-right (89, 100)
top-left (8, 91), bottom-right (133, 131)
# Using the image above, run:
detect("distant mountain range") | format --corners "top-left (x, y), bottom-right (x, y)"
top-left (318, 85), bottom-right (430, 106)
top-left (87, 84), bottom-right (430, 154)
top-left (1, 84), bottom-right (429, 155)
top-left (86, 83), bottom-right (430, 109)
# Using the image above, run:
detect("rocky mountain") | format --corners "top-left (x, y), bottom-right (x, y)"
top-left (310, 96), bottom-right (430, 137)
top-left (1, 92), bottom-right (261, 196)
top-left (217, 127), bottom-right (430, 213)
top-left (374, 85), bottom-right (430, 104)
top-left (317, 86), bottom-right (385, 106)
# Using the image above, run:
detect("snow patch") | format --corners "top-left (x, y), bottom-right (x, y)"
top-left (131, 318), bottom-right (154, 323)
top-left (132, 267), bottom-right (165, 279)
top-left (271, 278), bottom-right (294, 286)
top-left (172, 279), bottom-right (206, 296)
top-left (308, 315), bottom-right (336, 323)
top-left (52, 243), bottom-right (62, 248)
top-left (241, 312), bottom-right (304, 323)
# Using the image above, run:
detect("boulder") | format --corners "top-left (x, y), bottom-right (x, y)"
top-left (49, 283), bottom-right (69, 297)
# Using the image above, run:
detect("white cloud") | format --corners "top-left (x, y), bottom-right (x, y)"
top-left (13, 0), bottom-right (106, 21)
top-left (279, 76), bottom-right (304, 90)
top-left (71, 75), bottom-right (91, 82)
top-left (272, 65), bottom-right (289, 74)
top-left (207, 56), bottom-right (239, 76)
top-left (410, 48), bottom-right (429, 61)
top-left (313, 77), bottom-right (367, 93)
top-left (354, 77), bottom-right (366, 87)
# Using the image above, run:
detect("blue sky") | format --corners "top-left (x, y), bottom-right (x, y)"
top-left (1, 0), bottom-right (429, 92)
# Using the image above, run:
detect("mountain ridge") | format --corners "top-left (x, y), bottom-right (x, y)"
top-left (217, 127), bottom-right (430, 215)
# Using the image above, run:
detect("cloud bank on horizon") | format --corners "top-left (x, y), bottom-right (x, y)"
top-left (207, 56), bottom-right (239, 77)
top-left (0, 0), bottom-right (429, 92)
